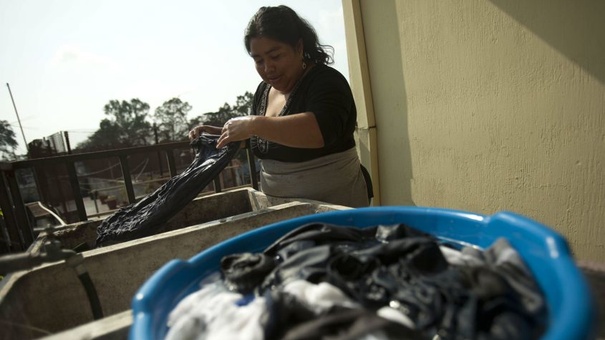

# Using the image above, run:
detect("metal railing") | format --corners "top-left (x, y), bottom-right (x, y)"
top-left (0, 141), bottom-right (258, 253)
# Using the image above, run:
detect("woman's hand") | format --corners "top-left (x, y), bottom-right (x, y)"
top-left (188, 125), bottom-right (222, 140)
top-left (216, 117), bottom-right (254, 149)
top-left (211, 112), bottom-right (324, 149)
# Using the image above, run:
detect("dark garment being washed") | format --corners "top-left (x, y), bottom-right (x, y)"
top-left (220, 223), bottom-right (548, 340)
top-left (95, 134), bottom-right (239, 247)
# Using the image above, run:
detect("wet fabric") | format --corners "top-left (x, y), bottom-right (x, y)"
top-left (221, 252), bottom-right (277, 294)
top-left (166, 279), bottom-right (410, 340)
top-left (165, 281), bottom-right (266, 340)
top-left (264, 297), bottom-right (425, 340)
top-left (95, 134), bottom-right (240, 247)
top-left (219, 223), bottom-right (547, 340)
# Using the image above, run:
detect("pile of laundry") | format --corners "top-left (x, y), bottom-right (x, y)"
top-left (165, 223), bottom-right (548, 340)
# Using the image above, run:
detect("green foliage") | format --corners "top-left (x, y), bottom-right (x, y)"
top-left (78, 99), bottom-right (152, 151)
top-left (188, 116), bottom-right (205, 129)
top-left (0, 120), bottom-right (18, 160)
top-left (76, 91), bottom-right (254, 152)
top-left (199, 92), bottom-right (254, 126)
top-left (153, 98), bottom-right (192, 143)
top-left (104, 98), bottom-right (152, 146)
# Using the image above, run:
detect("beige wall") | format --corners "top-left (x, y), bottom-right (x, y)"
top-left (343, 0), bottom-right (605, 262)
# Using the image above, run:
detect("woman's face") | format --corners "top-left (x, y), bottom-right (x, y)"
top-left (249, 36), bottom-right (304, 94)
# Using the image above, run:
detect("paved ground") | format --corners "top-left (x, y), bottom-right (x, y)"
top-left (57, 197), bottom-right (114, 223)
top-left (82, 197), bottom-right (113, 220)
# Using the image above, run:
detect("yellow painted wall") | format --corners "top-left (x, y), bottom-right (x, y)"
top-left (343, 0), bottom-right (605, 261)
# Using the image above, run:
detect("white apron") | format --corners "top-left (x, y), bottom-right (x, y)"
top-left (260, 147), bottom-right (369, 208)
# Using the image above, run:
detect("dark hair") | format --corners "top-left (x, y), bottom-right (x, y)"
top-left (244, 5), bottom-right (334, 65)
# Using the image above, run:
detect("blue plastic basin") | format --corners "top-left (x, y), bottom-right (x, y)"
top-left (129, 206), bottom-right (596, 339)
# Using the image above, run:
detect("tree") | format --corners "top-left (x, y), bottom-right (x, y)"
top-left (77, 119), bottom-right (124, 151)
top-left (233, 92), bottom-right (254, 116)
top-left (200, 92), bottom-right (254, 126)
top-left (188, 116), bottom-right (205, 130)
top-left (103, 98), bottom-right (152, 146)
top-left (77, 98), bottom-right (152, 151)
top-left (153, 98), bottom-right (192, 143)
top-left (76, 92), bottom-right (255, 151)
top-left (0, 120), bottom-right (18, 160)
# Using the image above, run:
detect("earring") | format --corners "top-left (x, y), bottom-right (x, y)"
top-left (302, 61), bottom-right (307, 70)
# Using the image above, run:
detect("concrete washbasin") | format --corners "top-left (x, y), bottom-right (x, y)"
top-left (0, 187), bottom-right (348, 339)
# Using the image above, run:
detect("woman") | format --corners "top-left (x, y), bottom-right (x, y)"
top-left (189, 5), bottom-right (369, 207)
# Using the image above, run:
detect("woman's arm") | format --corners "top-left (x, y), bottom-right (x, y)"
top-left (216, 113), bottom-right (324, 149)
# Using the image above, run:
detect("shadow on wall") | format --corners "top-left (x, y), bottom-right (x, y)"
top-left (363, 0), bottom-right (415, 206)
top-left (489, 0), bottom-right (605, 85)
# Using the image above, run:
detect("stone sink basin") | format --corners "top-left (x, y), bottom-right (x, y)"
top-left (0, 187), bottom-right (348, 339)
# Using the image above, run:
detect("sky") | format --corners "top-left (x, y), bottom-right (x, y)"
top-left (0, 0), bottom-right (349, 155)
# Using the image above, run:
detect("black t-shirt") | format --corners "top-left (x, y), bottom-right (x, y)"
top-left (250, 64), bottom-right (357, 162)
